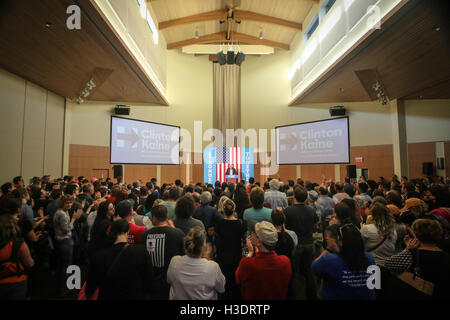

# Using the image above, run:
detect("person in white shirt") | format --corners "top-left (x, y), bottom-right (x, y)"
top-left (167, 226), bottom-right (225, 300)
top-left (333, 183), bottom-right (351, 204)
top-left (361, 203), bottom-right (397, 267)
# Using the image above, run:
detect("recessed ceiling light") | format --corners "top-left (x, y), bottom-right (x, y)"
top-left (433, 26), bottom-right (441, 32)
top-left (46, 22), bottom-right (53, 28)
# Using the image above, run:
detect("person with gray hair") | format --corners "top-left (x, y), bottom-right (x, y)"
top-left (264, 179), bottom-right (288, 210)
top-left (193, 191), bottom-right (223, 243)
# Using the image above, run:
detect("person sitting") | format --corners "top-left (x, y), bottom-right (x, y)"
top-left (312, 223), bottom-right (376, 300)
top-left (384, 219), bottom-right (450, 299)
top-left (235, 221), bottom-right (292, 300)
top-left (167, 226), bottom-right (225, 300)
top-left (85, 219), bottom-right (153, 300)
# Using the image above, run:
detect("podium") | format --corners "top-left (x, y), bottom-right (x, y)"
top-left (225, 175), bottom-right (239, 184)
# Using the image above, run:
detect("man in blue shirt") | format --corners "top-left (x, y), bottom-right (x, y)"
top-left (193, 191), bottom-right (223, 242)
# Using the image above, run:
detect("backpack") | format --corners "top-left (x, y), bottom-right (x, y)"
top-left (0, 238), bottom-right (25, 280)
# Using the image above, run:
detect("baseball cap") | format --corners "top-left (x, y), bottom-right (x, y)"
top-left (248, 220), bottom-right (278, 247)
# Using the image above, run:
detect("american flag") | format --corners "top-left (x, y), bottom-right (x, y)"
top-left (216, 147), bottom-right (241, 183)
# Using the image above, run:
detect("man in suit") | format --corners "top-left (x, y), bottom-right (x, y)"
top-left (225, 165), bottom-right (238, 176)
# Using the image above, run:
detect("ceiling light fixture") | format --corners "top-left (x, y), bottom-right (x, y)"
top-left (195, 26), bottom-right (199, 39)
top-left (372, 81), bottom-right (388, 106)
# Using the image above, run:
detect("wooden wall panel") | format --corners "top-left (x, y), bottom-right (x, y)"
top-left (125, 165), bottom-right (157, 184)
top-left (270, 165), bottom-right (297, 184)
top-left (191, 163), bottom-right (204, 184)
top-left (300, 164), bottom-right (335, 183)
top-left (340, 145), bottom-right (394, 181)
top-left (71, 143), bottom-right (446, 186)
top-left (408, 142), bottom-right (436, 178)
top-left (162, 165), bottom-right (186, 185)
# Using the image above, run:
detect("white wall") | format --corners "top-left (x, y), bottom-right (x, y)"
top-left (242, 51), bottom-right (394, 148)
top-left (0, 68), bottom-right (65, 184)
top-left (404, 99), bottom-right (450, 143)
top-left (67, 50), bottom-right (213, 161)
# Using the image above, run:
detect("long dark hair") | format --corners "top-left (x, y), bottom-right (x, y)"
top-left (91, 201), bottom-right (112, 240)
top-left (0, 214), bottom-right (22, 249)
top-left (108, 219), bottom-right (129, 243)
top-left (233, 184), bottom-right (250, 219)
top-left (338, 224), bottom-right (370, 273)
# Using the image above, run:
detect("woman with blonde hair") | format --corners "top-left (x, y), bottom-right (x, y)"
top-left (167, 226), bottom-right (225, 300)
top-left (217, 195), bottom-right (230, 214)
top-left (361, 203), bottom-right (397, 266)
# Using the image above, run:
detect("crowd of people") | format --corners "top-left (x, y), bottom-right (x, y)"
top-left (0, 173), bottom-right (449, 300)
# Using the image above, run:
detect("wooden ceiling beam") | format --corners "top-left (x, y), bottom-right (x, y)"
top-left (167, 31), bottom-right (289, 50)
top-left (234, 10), bottom-right (302, 31)
top-left (167, 32), bottom-right (226, 50)
top-left (159, 9), bottom-right (228, 30)
top-left (159, 9), bottom-right (302, 31)
top-left (233, 32), bottom-right (290, 50)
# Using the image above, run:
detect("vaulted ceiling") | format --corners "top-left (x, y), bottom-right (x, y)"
top-left (149, 0), bottom-right (318, 51)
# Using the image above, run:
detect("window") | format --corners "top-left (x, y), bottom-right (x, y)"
top-left (304, 14), bottom-right (319, 43)
top-left (322, 0), bottom-right (337, 17)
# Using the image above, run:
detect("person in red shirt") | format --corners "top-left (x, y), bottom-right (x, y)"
top-left (235, 220), bottom-right (292, 300)
top-left (115, 200), bottom-right (147, 245)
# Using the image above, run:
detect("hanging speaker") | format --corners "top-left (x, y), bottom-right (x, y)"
top-left (330, 106), bottom-right (346, 116)
top-left (227, 50), bottom-right (235, 64)
top-left (422, 162), bottom-right (433, 175)
top-left (235, 52), bottom-right (246, 66)
top-left (216, 51), bottom-right (226, 65)
top-left (114, 105), bottom-right (130, 115)
top-left (113, 165), bottom-right (123, 178)
top-left (346, 165), bottom-right (357, 179)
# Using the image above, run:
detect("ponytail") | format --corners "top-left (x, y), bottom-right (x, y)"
top-left (184, 226), bottom-right (206, 256)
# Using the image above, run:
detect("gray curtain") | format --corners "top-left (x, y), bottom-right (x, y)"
top-left (213, 63), bottom-right (241, 139)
